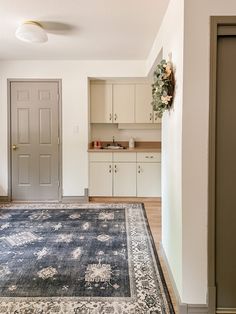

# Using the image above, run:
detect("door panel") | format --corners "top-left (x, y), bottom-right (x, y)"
top-left (11, 81), bottom-right (60, 200)
top-left (39, 155), bottom-right (52, 185)
top-left (113, 163), bottom-right (136, 196)
top-left (17, 108), bottom-right (30, 143)
top-left (89, 163), bottom-right (112, 196)
top-left (216, 36), bottom-right (236, 308)
top-left (137, 163), bottom-right (161, 197)
top-left (90, 84), bottom-right (113, 123)
top-left (113, 84), bottom-right (135, 123)
top-left (18, 154), bottom-right (31, 185)
top-left (135, 84), bottom-right (153, 123)
top-left (39, 108), bottom-right (52, 144)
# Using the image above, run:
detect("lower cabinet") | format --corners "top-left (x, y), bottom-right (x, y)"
top-left (89, 152), bottom-right (161, 197)
top-left (113, 163), bottom-right (136, 196)
top-left (89, 162), bottom-right (112, 196)
top-left (137, 163), bottom-right (161, 197)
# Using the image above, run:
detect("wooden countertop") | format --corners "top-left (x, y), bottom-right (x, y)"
top-left (88, 141), bottom-right (161, 153)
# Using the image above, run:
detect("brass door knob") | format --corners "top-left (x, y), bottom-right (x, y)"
top-left (12, 144), bottom-right (18, 150)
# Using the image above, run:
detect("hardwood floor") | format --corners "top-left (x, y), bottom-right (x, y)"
top-left (90, 197), bottom-right (178, 313)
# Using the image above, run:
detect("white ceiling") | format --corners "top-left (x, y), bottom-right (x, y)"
top-left (0, 0), bottom-right (169, 60)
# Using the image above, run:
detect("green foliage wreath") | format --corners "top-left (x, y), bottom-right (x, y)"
top-left (151, 59), bottom-right (175, 118)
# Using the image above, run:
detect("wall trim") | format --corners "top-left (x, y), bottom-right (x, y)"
top-left (209, 16), bottom-right (236, 314)
top-left (216, 309), bottom-right (236, 314)
top-left (0, 196), bottom-right (10, 203)
top-left (61, 196), bottom-right (89, 203)
top-left (160, 243), bottom-right (208, 314)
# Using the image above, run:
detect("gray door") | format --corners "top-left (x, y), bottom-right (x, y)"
top-left (216, 35), bottom-right (236, 308)
top-left (10, 81), bottom-right (60, 201)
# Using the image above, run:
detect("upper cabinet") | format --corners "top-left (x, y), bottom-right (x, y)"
top-left (90, 81), bottom-right (161, 124)
top-left (113, 84), bottom-right (135, 123)
top-left (135, 84), bottom-right (161, 124)
top-left (90, 83), bottom-right (112, 123)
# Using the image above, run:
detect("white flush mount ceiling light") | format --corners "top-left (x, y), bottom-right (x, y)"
top-left (15, 21), bottom-right (48, 43)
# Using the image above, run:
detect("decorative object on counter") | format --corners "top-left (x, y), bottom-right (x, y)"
top-left (129, 137), bottom-right (135, 149)
top-left (93, 140), bottom-right (102, 149)
top-left (151, 59), bottom-right (175, 118)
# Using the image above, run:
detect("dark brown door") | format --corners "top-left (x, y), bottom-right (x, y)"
top-left (11, 81), bottom-right (60, 201)
top-left (216, 35), bottom-right (236, 308)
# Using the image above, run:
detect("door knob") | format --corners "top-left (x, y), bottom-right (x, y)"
top-left (12, 144), bottom-right (18, 150)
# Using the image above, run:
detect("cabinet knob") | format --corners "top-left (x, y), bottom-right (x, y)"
top-left (155, 112), bottom-right (158, 121)
top-left (138, 165), bottom-right (141, 173)
top-left (150, 113), bottom-right (153, 121)
top-left (109, 165), bottom-right (112, 173)
top-left (114, 114), bottom-right (117, 121)
top-left (109, 113), bottom-right (112, 121)
top-left (114, 164), bottom-right (117, 173)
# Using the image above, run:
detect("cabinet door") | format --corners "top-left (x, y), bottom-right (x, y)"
top-left (113, 163), bottom-right (136, 196)
top-left (89, 162), bottom-right (112, 196)
top-left (113, 84), bottom-right (135, 123)
top-left (153, 111), bottom-right (162, 124)
top-left (137, 163), bottom-right (161, 197)
top-left (90, 84), bottom-right (113, 123)
top-left (135, 84), bottom-right (153, 123)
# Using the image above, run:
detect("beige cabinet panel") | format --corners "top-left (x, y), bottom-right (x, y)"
top-left (135, 84), bottom-right (153, 123)
top-left (137, 152), bottom-right (161, 163)
top-left (90, 84), bottom-right (112, 123)
top-left (137, 163), bottom-right (161, 197)
top-left (89, 152), bottom-right (112, 162)
top-left (113, 163), bottom-right (136, 196)
top-left (113, 152), bottom-right (136, 162)
top-left (89, 162), bottom-right (112, 196)
top-left (113, 84), bottom-right (135, 123)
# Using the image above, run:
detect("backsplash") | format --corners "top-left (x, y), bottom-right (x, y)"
top-left (90, 124), bottom-right (161, 142)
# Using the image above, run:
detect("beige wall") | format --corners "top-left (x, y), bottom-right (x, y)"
top-left (0, 60), bottom-right (146, 196)
top-left (146, 0), bottom-right (184, 300)
top-left (146, 0), bottom-right (236, 305)
top-left (182, 0), bottom-right (236, 303)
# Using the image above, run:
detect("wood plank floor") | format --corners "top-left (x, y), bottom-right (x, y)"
top-left (90, 197), bottom-right (178, 313)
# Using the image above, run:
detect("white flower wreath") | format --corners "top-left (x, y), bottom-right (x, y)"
top-left (151, 59), bottom-right (175, 118)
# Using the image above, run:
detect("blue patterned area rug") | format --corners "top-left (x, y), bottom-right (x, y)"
top-left (0, 203), bottom-right (174, 314)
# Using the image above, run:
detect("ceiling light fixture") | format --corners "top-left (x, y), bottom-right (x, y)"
top-left (15, 21), bottom-right (48, 43)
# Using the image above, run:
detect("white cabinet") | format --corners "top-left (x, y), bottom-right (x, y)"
top-left (90, 83), bottom-right (112, 123)
top-left (137, 152), bottom-right (161, 197)
top-left (90, 82), bottom-right (161, 124)
top-left (113, 163), bottom-right (136, 196)
top-left (137, 163), bottom-right (161, 197)
top-left (90, 83), bottom-right (135, 123)
top-left (113, 84), bottom-right (135, 123)
top-left (89, 152), bottom-right (161, 197)
top-left (113, 152), bottom-right (136, 196)
top-left (89, 162), bottom-right (112, 196)
top-left (135, 84), bottom-right (153, 123)
top-left (135, 84), bottom-right (161, 124)
top-left (89, 152), bottom-right (136, 197)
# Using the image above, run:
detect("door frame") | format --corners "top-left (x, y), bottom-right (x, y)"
top-left (7, 79), bottom-right (63, 202)
top-left (208, 16), bottom-right (236, 314)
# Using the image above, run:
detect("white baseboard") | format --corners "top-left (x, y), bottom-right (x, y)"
top-left (61, 196), bottom-right (89, 203)
top-left (159, 242), bottom-right (208, 314)
top-left (217, 309), bottom-right (236, 314)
